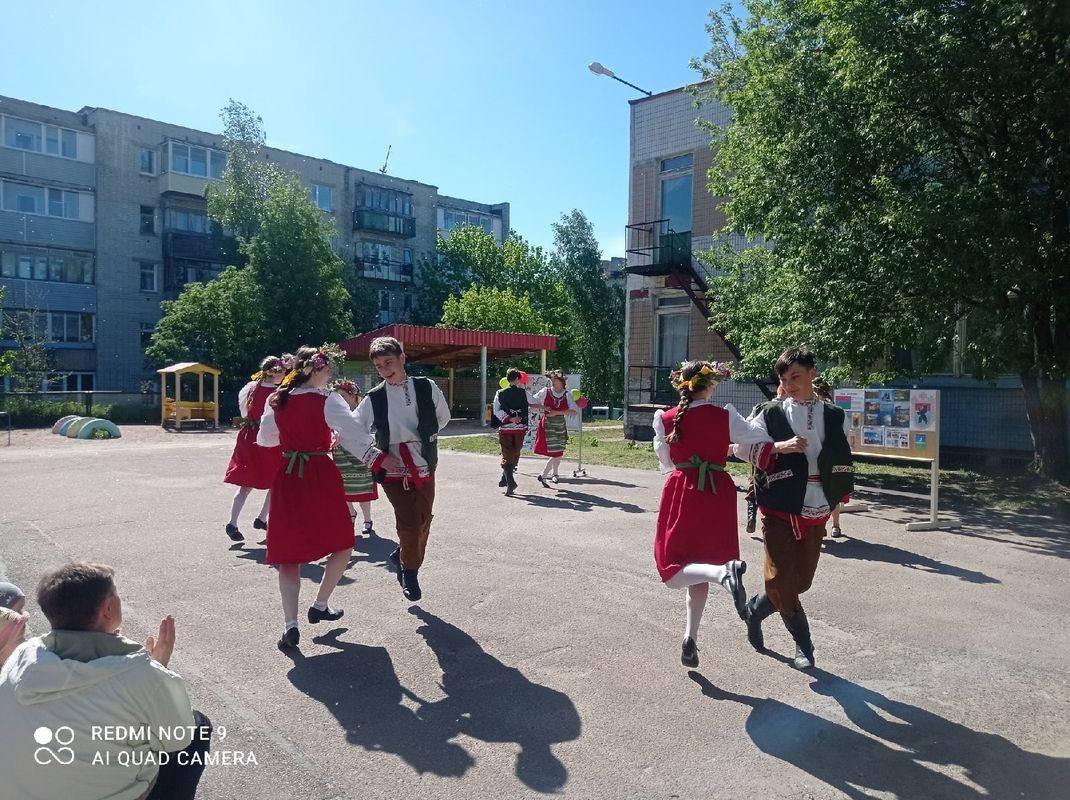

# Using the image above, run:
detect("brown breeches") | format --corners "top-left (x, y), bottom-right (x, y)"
top-left (382, 479), bottom-right (436, 570)
top-left (499, 432), bottom-right (524, 468)
top-left (761, 512), bottom-right (825, 613)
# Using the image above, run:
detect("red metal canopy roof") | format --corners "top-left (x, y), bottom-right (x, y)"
top-left (340, 324), bottom-right (557, 368)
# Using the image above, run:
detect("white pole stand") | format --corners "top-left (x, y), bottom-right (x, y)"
top-left (839, 499), bottom-right (872, 514)
top-left (904, 456), bottom-right (958, 531)
top-left (572, 415), bottom-right (587, 478)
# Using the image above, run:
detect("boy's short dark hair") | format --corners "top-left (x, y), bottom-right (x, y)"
top-left (37, 562), bottom-right (115, 631)
top-left (506, 368), bottom-right (522, 382)
top-left (775, 346), bottom-right (816, 376)
top-left (369, 337), bottom-right (403, 360)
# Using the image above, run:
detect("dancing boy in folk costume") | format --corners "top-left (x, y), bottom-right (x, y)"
top-left (331, 379), bottom-right (378, 539)
top-left (223, 355), bottom-right (285, 542)
top-left (257, 345), bottom-right (365, 651)
top-left (493, 368), bottom-right (529, 496)
top-left (734, 347), bottom-right (853, 670)
top-left (351, 337), bottom-right (451, 602)
top-left (653, 360), bottom-right (774, 669)
top-left (532, 370), bottom-right (579, 487)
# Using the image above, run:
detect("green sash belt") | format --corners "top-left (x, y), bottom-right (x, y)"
top-left (283, 450), bottom-right (330, 478)
top-left (674, 455), bottom-right (725, 493)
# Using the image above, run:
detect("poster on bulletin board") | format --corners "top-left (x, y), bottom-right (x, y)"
top-left (833, 388), bottom-right (940, 460)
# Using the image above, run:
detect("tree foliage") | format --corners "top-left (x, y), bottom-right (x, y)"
top-left (440, 286), bottom-right (548, 335)
top-left (148, 101), bottom-right (355, 389)
top-left (552, 210), bottom-right (625, 406)
top-left (696, 0), bottom-right (1070, 479)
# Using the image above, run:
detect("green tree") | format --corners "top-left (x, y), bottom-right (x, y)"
top-left (440, 286), bottom-right (549, 335)
top-left (0, 287), bottom-right (15, 380)
top-left (552, 210), bottom-right (625, 406)
top-left (145, 267), bottom-right (264, 392)
top-left (696, 0), bottom-right (1070, 481)
top-left (150, 100), bottom-right (356, 384)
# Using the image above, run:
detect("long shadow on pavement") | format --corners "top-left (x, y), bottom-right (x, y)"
top-left (519, 489), bottom-right (646, 514)
top-left (235, 544), bottom-right (386, 586)
top-left (282, 614), bottom-right (581, 793)
top-left (690, 669), bottom-right (1069, 799)
top-left (820, 537), bottom-right (1000, 584)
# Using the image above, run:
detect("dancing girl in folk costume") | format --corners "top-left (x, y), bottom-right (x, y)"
top-left (331, 379), bottom-right (379, 539)
top-left (350, 337), bottom-right (451, 602)
top-left (492, 368), bottom-right (530, 496)
top-left (256, 344), bottom-right (365, 652)
top-left (532, 370), bottom-right (579, 487)
top-left (734, 347), bottom-right (854, 670)
top-left (653, 360), bottom-right (775, 669)
top-left (223, 355), bottom-right (286, 542)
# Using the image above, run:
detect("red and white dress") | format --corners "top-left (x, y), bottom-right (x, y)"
top-left (257, 389), bottom-right (363, 565)
top-left (224, 382), bottom-right (283, 489)
top-left (532, 387), bottom-right (578, 457)
top-left (652, 401), bottom-right (772, 582)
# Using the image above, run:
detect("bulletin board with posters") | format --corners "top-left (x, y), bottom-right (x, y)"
top-left (833, 388), bottom-right (940, 460)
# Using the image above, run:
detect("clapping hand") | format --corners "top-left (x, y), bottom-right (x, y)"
top-left (145, 615), bottom-right (176, 668)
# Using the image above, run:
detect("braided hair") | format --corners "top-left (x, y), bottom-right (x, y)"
top-left (270, 345), bottom-right (320, 409)
top-left (665, 360), bottom-right (707, 444)
top-left (252, 355), bottom-right (283, 385)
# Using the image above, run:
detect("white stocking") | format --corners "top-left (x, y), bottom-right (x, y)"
top-left (665, 563), bottom-right (729, 590)
top-left (257, 491), bottom-right (271, 521)
top-left (359, 501), bottom-right (372, 523)
top-left (229, 486), bottom-right (253, 526)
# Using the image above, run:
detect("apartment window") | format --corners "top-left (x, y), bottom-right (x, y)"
top-left (660, 154), bottom-right (694, 172)
top-left (0, 247), bottom-right (94, 284)
top-left (311, 184), bottom-right (333, 212)
top-left (140, 148), bottom-right (157, 175)
top-left (139, 262), bottom-right (158, 292)
top-left (1, 182), bottom-right (84, 220)
top-left (660, 174), bottom-right (692, 234)
top-left (5, 309), bottom-right (94, 343)
top-left (140, 323), bottom-right (156, 349)
top-left (441, 208), bottom-right (496, 236)
top-left (166, 141), bottom-right (227, 179)
top-left (357, 185), bottom-right (413, 216)
top-left (140, 205), bottom-right (155, 234)
top-left (656, 300), bottom-right (690, 368)
top-left (165, 208), bottom-right (211, 234)
top-left (2, 116), bottom-right (79, 158)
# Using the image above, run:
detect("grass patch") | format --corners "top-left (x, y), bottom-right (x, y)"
top-left (439, 424), bottom-right (1069, 516)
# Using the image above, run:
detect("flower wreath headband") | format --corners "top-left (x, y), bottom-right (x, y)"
top-left (250, 358), bottom-right (284, 382)
top-left (280, 343), bottom-right (347, 387)
top-left (669, 360), bottom-right (733, 392)
top-left (330, 378), bottom-right (359, 395)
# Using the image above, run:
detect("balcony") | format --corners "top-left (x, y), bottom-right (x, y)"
top-left (162, 231), bottom-right (239, 265)
top-left (355, 257), bottom-right (414, 283)
top-left (353, 209), bottom-right (416, 238)
top-left (158, 171), bottom-right (212, 198)
top-left (626, 219), bottom-right (692, 277)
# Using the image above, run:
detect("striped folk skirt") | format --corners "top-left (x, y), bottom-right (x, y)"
top-left (332, 446), bottom-right (379, 502)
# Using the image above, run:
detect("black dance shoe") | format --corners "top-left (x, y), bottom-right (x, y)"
top-left (681, 637), bottom-right (699, 668)
top-left (224, 523), bottom-right (244, 542)
top-left (746, 593), bottom-right (777, 652)
top-left (277, 627), bottom-right (300, 651)
top-left (253, 518), bottom-right (268, 531)
top-left (723, 560), bottom-right (748, 621)
top-left (537, 475), bottom-right (549, 487)
top-left (400, 569), bottom-right (422, 602)
top-left (498, 471), bottom-right (508, 487)
top-left (307, 605), bottom-right (344, 624)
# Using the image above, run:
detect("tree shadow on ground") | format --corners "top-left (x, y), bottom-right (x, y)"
top-left (690, 669), bottom-right (1069, 799)
top-left (518, 489), bottom-right (646, 514)
top-left (820, 537), bottom-right (999, 584)
top-left (283, 617), bottom-right (581, 793)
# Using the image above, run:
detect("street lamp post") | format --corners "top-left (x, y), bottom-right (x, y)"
top-left (588, 62), bottom-right (652, 97)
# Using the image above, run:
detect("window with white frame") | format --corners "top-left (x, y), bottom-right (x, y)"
top-left (1, 181), bottom-right (86, 220)
top-left (656, 297), bottom-right (691, 367)
top-left (2, 116), bottom-right (81, 159)
top-left (140, 322), bottom-right (156, 349)
top-left (165, 208), bottom-right (212, 234)
top-left (2, 309), bottom-right (95, 344)
top-left (311, 184), bottom-right (333, 212)
top-left (166, 141), bottom-right (227, 179)
top-left (139, 261), bottom-right (159, 292)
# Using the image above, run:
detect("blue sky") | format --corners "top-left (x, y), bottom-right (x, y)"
top-left (3, 0), bottom-right (737, 258)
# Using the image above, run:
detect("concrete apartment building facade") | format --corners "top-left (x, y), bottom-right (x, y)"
top-left (0, 95), bottom-right (508, 392)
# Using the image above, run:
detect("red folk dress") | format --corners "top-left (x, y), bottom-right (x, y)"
top-left (224, 384), bottom-right (283, 489)
top-left (265, 393), bottom-right (353, 565)
top-left (533, 389), bottom-right (570, 457)
top-left (654, 404), bottom-right (740, 582)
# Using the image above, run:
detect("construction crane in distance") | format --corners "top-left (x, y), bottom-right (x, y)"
top-left (380, 145), bottom-right (392, 175)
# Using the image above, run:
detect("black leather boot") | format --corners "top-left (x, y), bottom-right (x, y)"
top-left (745, 499), bottom-right (757, 534)
top-left (745, 593), bottom-right (776, 652)
top-left (782, 611), bottom-right (815, 669)
top-left (505, 466), bottom-right (517, 496)
top-left (499, 469), bottom-right (508, 487)
top-left (400, 569), bottom-right (422, 602)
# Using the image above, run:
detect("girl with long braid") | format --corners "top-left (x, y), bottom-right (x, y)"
top-left (223, 355), bottom-right (286, 542)
top-left (256, 345), bottom-right (364, 651)
top-left (652, 360), bottom-right (775, 668)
